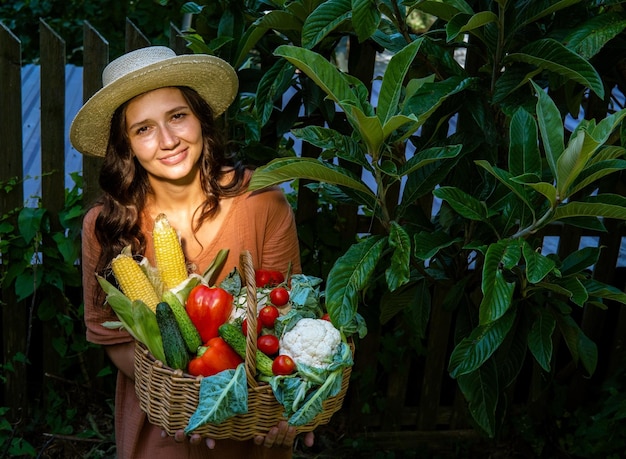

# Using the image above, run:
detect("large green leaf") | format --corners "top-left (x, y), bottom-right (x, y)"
top-left (516, 180), bottom-right (557, 208)
top-left (522, 241), bottom-right (556, 284)
top-left (446, 11), bottom-right (497, 42)
top-left (377, 38), bottom-right (423, 125)
top-left (248, 157), bottom-right (375, 199)
top-left (301, 0), bottom-right (352, 49)
top-left (582, 279), bottom-right (626, 305)
top-left (256, 59), bottom-right (295, 126)
top-left (457, 359), bottom-right (498, 438)
top-left (569, 159), bottom-right (626, 196)
top-left (479, 241), bottom-right (516, 325)
top-left (386, 222), bottom-right (411, 292)
top-left (402, 77), bottom-right (476, 127)
top-left (552, 201), bottom-right (626, 221)
top-left (414, 231), bottom-right (463, 260)
top-left (291, 126), bottom-right (371, 170)
top-left (398, 145), bottom-right (463, 177)
top-left (433, 186), bottom-right (490, 222)
top-left (449, 309), bottom-right (516, 377)
top-left (554, 313), bottom-right (598, 376)
top-left (532, 81), bottom-right (564, 179)
top-left (352, 0), bottom-right (381, 42)
top-left (554, 277), bottom-right (588, 307)
top-left (415, 0), bottom-right (474, 20)
top-left (326, 236), bottom-right (387, 331)
top-left (507, 39), bottom-right (604, 98)
top-left (527, 307), bottom-right (556, 372)
top-left (342, 102), bottom-right (385, 158)
top-left (565, 12), bottom-right (626, 60)
top-left (559, 246), bottom-right (600, 276)
top-left (274, 45), bottom-right (361, 108)
top-left (475, 160), bottom-right (536, 215)
top-left (509, 107), bottom-right (541, 177)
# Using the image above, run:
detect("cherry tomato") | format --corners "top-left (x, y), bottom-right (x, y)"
top-left (259, 305), bottom-right (280, 328)
top-left (321, 313), bottom-right (331, 321)
top-left (255, 269), bottom-right (285, 287)
top-left (257, 334), bottom-right (280, 356)
top-left (269, 287), bottom-right (290, 307)
top-left (242, 317), bottom-right (262, 336)
top-left (272, 354), bottom-right (296, 375)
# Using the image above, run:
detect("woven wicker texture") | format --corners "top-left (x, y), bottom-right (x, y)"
top-left (134, 250), bottom-right (352, 440)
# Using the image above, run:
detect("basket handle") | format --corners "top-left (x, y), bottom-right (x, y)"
top-left (240, 250), bottom-right (259, 388)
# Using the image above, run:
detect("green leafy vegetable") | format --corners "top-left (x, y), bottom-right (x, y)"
top-left (184, 364), bottom-right (248, 433)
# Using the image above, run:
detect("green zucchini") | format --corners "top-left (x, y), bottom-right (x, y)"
top-left (218, 323), bottom-right (274, 377)
top-left (156, 301), bottom-right (190, 370)
top-left (162, 290), bottom-right (202, 354)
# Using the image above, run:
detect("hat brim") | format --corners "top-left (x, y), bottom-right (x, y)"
top-left (70, 54), bottom-right (238, 157)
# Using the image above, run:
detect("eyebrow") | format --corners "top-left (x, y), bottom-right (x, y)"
top-left (127, 105), bottom-right (190, 132)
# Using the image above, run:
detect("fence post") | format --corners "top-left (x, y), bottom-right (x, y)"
top-left (39, 18), bottom-right (68, 400)
top-left (81, 21), bottom-right (107, 207)
top-left (125, 18), bottom-right (150, 52)
top-left (0, 22), bottom-right (29, 420)
top-left (170, 22), bottom-right (189, 55)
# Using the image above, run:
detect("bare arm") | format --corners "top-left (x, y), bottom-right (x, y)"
top-left (105, 341), bottom-right (136, 380)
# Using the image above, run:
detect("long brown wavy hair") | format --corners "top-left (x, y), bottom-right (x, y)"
top-left (91, 86), bottom-right (246, 283)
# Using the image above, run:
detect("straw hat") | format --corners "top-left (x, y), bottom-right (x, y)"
top-left (70, 46), bottom-right (238, 157)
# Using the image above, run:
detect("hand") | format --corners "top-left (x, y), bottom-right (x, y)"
top-left (164, 430), bottom-right (216, 449)
top-left (253, 421), bottom-right (315, 448)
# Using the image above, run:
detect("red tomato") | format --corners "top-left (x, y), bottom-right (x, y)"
top-left (321, 313), bottom-right (331, 321)
top-left (269, 287), bottom-right (290, 307)
top-left (186, 285), bottom-right (233, 342)
top-left (255, 269), bottom-right (285, 287)
top-left (259, 305), bottom-right (280, 328)
top-left (272, 354), bottom-right (296, 375)
top-left (242, 317), bottom-right (262, 336)
top-left (257, 334), bottom-right (279, 356)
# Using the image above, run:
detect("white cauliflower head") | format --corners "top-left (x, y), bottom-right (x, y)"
top-left (279, 318), bottom-right (341, 369)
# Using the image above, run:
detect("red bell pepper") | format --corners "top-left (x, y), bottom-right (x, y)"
top-left (187, 337), bottom-right (243, 377)
top-left (186, 285), bottom-right (233, 342)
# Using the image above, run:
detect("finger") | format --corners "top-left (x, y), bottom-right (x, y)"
top-left (174, 430), bottom-right (186, 442)
top-left (262, 426), bottom-right (279, 448)
top-left (304, 431), bottom-right (315, 448)
top-left (281, 425), bottom-right (297, 447)
top-left (189, 434), bottom-right (202, 446)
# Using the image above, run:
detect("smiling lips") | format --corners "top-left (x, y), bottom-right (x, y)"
top-left (160, 148), bottom-right (188, 165)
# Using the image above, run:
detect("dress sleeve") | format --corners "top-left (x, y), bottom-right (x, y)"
top-left (82, 206), bottom-right (133, 346)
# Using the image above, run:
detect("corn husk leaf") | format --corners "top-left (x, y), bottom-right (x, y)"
top-left (97, 275), bottom-right (166, 362)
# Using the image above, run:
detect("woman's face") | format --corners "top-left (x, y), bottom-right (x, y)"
top-left (124, 87), bottom-right (203, 183)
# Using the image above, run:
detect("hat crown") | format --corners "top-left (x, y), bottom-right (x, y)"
top-left (102, 46), bottom-right (176, 87)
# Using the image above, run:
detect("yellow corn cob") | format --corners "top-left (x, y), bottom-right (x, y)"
top-left (153, 213), bottom-right (188, 289)
top-left (111, 252), bottom-right (160, 312)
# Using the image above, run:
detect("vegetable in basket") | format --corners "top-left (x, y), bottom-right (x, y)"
top-left (186, 285), bottom-right (234, 342)
top-left (188, 337), bottom-right (244, 377)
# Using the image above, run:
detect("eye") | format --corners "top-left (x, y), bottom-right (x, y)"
top-left (172, 112), bottom-right (187, 121)
top-left (135, 125), bottom-right (150, 136)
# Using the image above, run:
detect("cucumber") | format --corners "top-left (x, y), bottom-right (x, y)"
top-left (218, 323), bottom-right (274, 377)
top-left (162, 290), bottom-right (202, 353)
top-left (156, 301), bottom-right (190, 370)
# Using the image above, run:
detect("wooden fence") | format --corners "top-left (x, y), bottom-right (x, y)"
top-left (2, 17), bottom-right (626, 455)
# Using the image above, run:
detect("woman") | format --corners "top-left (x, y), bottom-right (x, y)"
top-left (71, 46), bottom-right (313, 458)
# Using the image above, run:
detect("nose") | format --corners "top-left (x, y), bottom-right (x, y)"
top-left (159, 125), bottom-right (180, 150)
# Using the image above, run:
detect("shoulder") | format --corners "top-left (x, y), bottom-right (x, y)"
top-left (83, 205), bottom-right (102, 232)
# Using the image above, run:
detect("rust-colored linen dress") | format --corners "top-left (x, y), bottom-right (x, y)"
top-left (82, 184), bottom-right (301, 459)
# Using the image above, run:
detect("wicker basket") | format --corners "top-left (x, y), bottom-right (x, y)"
top-left (134, 250), bottom-right (353, 440)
